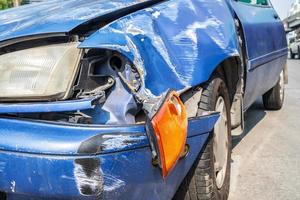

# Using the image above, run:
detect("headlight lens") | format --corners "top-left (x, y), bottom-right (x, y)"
top-left (0, 43), bottom-right (82, 101)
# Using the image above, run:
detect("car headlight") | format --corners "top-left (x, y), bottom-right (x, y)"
top-left (0, 43), bottom-right (82, 101)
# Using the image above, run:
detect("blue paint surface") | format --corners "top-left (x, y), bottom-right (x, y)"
top-left (0, 114), bottom-right (218, 200)
top-left (229, 1), bottom-right (288, 109)
top-left (0, 0), bottom-right (153, 43)
top-left (0, 95), bottom-right (102, 114)
top-left (0, 113), bottom-right (218, 155)
top-left (80, 0), bottom-right (240, 96)
top-left (0, 134), bottom-right (209, 200)
top-left (0, 0), bottom-right (288, 199)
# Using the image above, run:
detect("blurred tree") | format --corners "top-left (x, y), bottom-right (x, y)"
top-left (12, 0), bottom-right (20, 6)
top-left (0, 0), bottom-right (22, 9)
top-left (0, 0), bottom-right (12, 9)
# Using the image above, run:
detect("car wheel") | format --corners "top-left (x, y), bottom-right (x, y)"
top-left (298, 47), bottom-right (300, 59)
top-left (263, 70), bottom-right (285, 110)
top-left (174, 76), bottom-right (232, 200)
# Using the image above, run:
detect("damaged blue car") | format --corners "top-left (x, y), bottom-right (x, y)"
top-left (0, 0), bottom-right (287, 200)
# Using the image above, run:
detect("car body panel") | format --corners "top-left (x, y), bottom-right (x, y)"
top-left (0, 95), bottom-right (103, 114)
top-left (0, 0), bottom-right (155, 45)
top-left (0, 0), bottom-right (288, 199)
top-left (1, 135), bottom-right (205, 200)
top-left (0, 113), bottom-right (218, 155)
top-left (230, 1), bottom-right (288, 109)
top-left (80, 0), bottom-right (240, 96)
top-left (0, 114), bottom-right (219, 200)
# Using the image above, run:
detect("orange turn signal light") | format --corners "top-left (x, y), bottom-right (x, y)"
top-left (151, 91), bottom-right (188, 178)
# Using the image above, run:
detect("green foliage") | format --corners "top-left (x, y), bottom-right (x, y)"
top-left (0, 0), bottom-right (13, 10)
top-left (0, 0), bottom-right (23, 10)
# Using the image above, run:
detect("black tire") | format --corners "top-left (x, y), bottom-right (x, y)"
top-left (298, 47), bottom-right (300, 59)
top-left (263, 71), bottom-right (284, 110)
top-left (0, 192), bottom-right (6, 200)
top-left (174, 76), bottom-right (232, 200)
top-left (290, 50), bottom-right (295, 59)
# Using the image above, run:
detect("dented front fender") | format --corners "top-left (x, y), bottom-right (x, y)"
top-left (80, 0), bottom-right (240, 97)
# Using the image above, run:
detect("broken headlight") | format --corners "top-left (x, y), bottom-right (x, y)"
top-left (0, 43), bottom-right (82, 101)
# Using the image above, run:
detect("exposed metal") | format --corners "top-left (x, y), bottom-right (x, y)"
top-left (0, 0), bottom-right (288, 199)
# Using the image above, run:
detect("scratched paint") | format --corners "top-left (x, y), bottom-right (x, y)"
top-left (0, 0), bottom-right (289, 199)
top-left (0, 161), bottom-right (6, 173)
top-left (0, 0), bottom-right (238, 198)
top-left (101, 134), bottom-right (148, 150)
top-left (0, 115), bottom-right (219, 199)
top-left (103, 174), bottom-right (125, 192)
top-left (80, 0), bottom-right (240, 98)
top-left (74, 158), bottom-right (125, 198)
top-left (0, 0), bottom-right (240, 123)
top-left (10, 181), bottom-right (16, 193)
top-left (74, 158), bottom-right (104, 197)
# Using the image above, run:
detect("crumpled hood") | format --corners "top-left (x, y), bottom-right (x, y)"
top-left (0, 0), bottom-right (152, 43)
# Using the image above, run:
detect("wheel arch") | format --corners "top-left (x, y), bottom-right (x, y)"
top-left (181, 55), bottom-right (244, 122)
top-left (212, 56), bottom-right (243, 103)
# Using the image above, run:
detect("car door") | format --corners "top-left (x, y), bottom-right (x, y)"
top-left (229, 0), bottom-right (287, 110)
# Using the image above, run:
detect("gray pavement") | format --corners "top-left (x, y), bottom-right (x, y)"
top-left (229, 59), bottom-right (300, 200)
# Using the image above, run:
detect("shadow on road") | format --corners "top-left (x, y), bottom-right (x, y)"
top-left (232, 98), bottom-right (267, 149)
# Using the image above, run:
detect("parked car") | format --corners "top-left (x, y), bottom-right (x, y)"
top-left (290, 37), bottom-right (300, 59)
top-left (0, 0), bottom-right (287, 200)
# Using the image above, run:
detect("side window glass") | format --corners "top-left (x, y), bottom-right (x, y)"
top-left (238, 0), bottom-right (269, 6)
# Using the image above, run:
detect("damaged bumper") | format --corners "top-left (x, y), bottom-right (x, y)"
top-left (0, 113), bottom-right (218, 200)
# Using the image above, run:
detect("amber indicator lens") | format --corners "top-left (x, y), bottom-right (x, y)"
top-left (151, 91), bottom-right (188, 178)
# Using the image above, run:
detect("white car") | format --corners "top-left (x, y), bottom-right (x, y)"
top-left (290, 38), bottom-right (300, 59)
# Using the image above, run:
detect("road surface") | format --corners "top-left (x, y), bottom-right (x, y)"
top-left (229, 59), bottom-right (300, 200)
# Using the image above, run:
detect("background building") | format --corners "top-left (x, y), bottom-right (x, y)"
top-left (283, 0), bottom-right (300, 49)
top-left (289, 0), bottom-right (300, 16)
top-left (285, 0), bottom-right (300, 36)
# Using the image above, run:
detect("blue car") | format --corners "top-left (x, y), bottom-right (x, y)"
top-left (0, 0), bottom-right (287, 200)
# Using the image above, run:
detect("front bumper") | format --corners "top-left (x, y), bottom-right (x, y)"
top-left (0, 113), bottom-right (218, 200)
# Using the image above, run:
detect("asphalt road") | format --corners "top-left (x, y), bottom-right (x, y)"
top-left (229, 59), bottom-right (300, 200)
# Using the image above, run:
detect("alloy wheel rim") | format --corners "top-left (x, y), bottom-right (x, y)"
top-left (213, 96), bottom-right (229, 189)
top-left (279, 71), bottom-right (284, 102)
